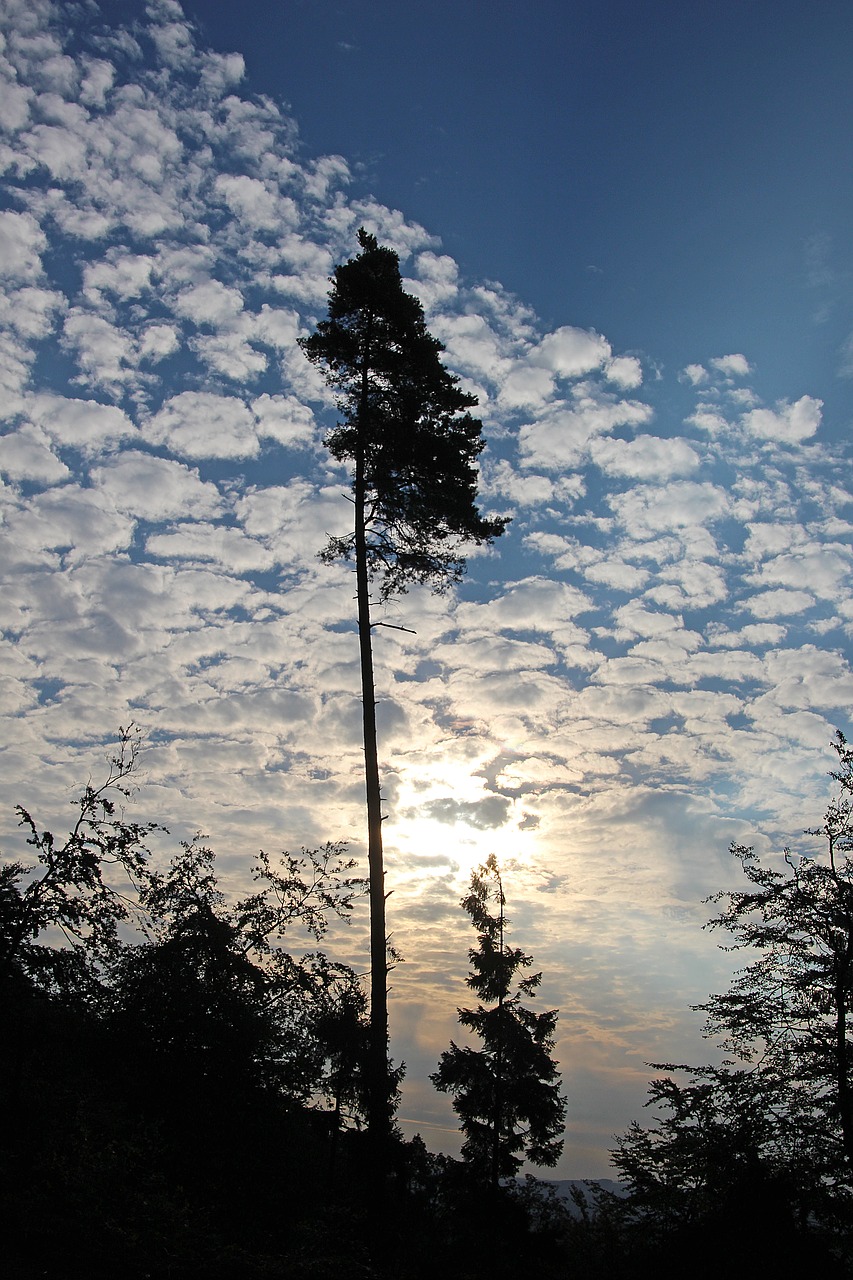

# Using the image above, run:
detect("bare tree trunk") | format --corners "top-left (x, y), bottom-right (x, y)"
top-left (829, 834), bottom-right (853, 1175)
top-left (491, 879), bottom-right (505, 1188)
top-left (355, 328), bottom-right (389, 1153)
top-left (835, 930), bottom-right (853, 1174)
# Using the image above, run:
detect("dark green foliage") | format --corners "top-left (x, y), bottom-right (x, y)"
top-left (299, 227), bottom-right (507, 600)
top-left (432, 855), bottom-right (566, 1183)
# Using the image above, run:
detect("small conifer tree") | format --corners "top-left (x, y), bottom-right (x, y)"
top-left (432, 855), bottom-right (566, 1184)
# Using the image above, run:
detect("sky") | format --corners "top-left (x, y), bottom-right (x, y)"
top-left (0, 0), bottom-right (852, 1178)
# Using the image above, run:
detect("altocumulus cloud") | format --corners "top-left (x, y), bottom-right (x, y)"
top-left (0, 0), bottom-right (850, 1179)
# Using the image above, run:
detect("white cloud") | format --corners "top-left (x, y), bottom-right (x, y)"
top-left (0, 422), bottom-right (69, 483)
top-left (682, 363), bottom-right (707, 385)
top-left (350, 197), bottom-right (429, 255)
top-left (24, 121), bottom-right (88, 180)
top-left (79, 56), bottom-right (115, 109)
top-left (744, 588), bottom-right (815, 618)
top-left (761, 645), bottom-right (853, 710)
top-left (610, 480), bottom-right (730, 533)
top-left (146, 521), bottom-right (275, 572)
top-left (82, 252), bottom-right (154, 303)
top-left (432, 312), bottom-right (511, 384)
top-left (571, 682), bottom-right (670, 726)
top-left (497, 363), bottom-right (554, 409)
top-left (0, 69), bottom-right (33, 131)
top-left (0, 210), bottom-right (45, 280)
top-left (192, 331), bottom-right (267, 380)
top-left (685, 407), bottom-right (729, 435)
top-left (175, 279), bottom-right (244, 326)
top-left (747, 548), bottom-right (850, 599)
top-left (709, 353), bottom-right (750, 378)
top-left (519, 389), bottom-right (653, 470)
top-left (4, 485), bottom-right (134, 560)
top-left (236, 481), bottom-right (352, 563)
top-left (27, 392), bottom-right (136, 452)
top-left (583, 558), bottom-right (650, 592)
top-left (456, 577), bottom-right (592, 639)
top-left (307, 154), bottom-right (352, 201)
top-left (214, 173), bottom-right (296, 231)
top-left (605, 356), bottom-right (643, 389)
top-left (612, 602), bottom-right (692, 642)
top-left (709, 623), bottom-right (787, 648)
top-left (652, 558), bottom-right (728, 609)
top-left (251, 304), bottom-right (299, 350)
top-left (432, 633), bottom-right (556, 675)
top-left (487, 459), bottom-right (585, 508)
top-left (405, 251), bottom-right (459, 311)
top-left (743, 395), bottom-right (822, 443)
top-left (743, 521), bottom-right (803, 560)
top-left (147, 9), bottom-right (195, 69)
top-left (251, 394), bottom-right (316, 448)
top-left (90, 451), bottom-right (223, 522)
top-left (533, 325), bottom-right (611, 377)
top-left (138, 323), bottom-right (179, 362)
top-left (0, 339), bottom-right (33, 420)
top-left (0, 285), bottom-right (65, 339)
top-left (199, 51), bottom-right (246, 93)
top-left (144, 392), bottom-right (259, 459)
top-left (590, 435), bottom-right (699, 480)
top-left (61, 309), bottom-right (135, 392)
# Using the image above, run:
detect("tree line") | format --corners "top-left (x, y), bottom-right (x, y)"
top-left (4, 726), bottom-right (853, 1276)
top-left (1, 727), bottom-right (569, 1277)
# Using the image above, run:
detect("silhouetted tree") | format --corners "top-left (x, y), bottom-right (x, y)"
top-left (609, 1062), bottom-right (848, 1276)
top-left (695, 734), bottom-right (853, 1183)
top-left (0, 724), bottom-right (157, 1001)
top-left (1, 737), bottom-right (434, 1277)
top-left (112, 835), bottom-right (364, 1106)
top-left (432, 855), bottom-right (566, 1185)
top-left (299, 229), bottom-right (507, 1146)
top-left (612, 1064), bottom-right (820, 1226)
top-left (611, 734), bottom-right (853, 1254)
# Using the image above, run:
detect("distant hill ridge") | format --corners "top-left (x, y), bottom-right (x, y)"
top-left (543, 1179), bottom-right (628, 1217)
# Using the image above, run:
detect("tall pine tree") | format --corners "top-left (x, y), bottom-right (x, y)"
top-left (432, 855), bottom-right (566, 1185)
top-left (299, 230), bottom-right (507, 1148)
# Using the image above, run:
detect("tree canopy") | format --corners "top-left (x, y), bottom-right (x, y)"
top-left (299, 227), bottom-right (507, 598)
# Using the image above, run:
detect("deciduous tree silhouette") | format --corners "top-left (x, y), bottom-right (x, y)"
top-left (300, 230), bottom-right (507, 1147)
top-left (612, 732), bottom-right (853, 1244)
top-left (432, 855), bottom-right (566, 1185)
top-left (0, 725), bottom-right (157, 998)
top-left (112, 835), bottom-right (365, 1105)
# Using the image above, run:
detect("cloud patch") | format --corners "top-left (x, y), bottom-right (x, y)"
top-left (743, 395), bottom-right (822, 444)
top-left (144, 392), bottom-right (259, 459)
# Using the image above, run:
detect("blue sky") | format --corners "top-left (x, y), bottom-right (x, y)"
top-left (1, 0), bottom-right (852, 1177)
top-left (184, 0), bottom-right (853, 403)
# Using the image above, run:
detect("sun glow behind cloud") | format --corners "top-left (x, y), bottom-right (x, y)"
top-left (389, 759), bottom-right (541, 888)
